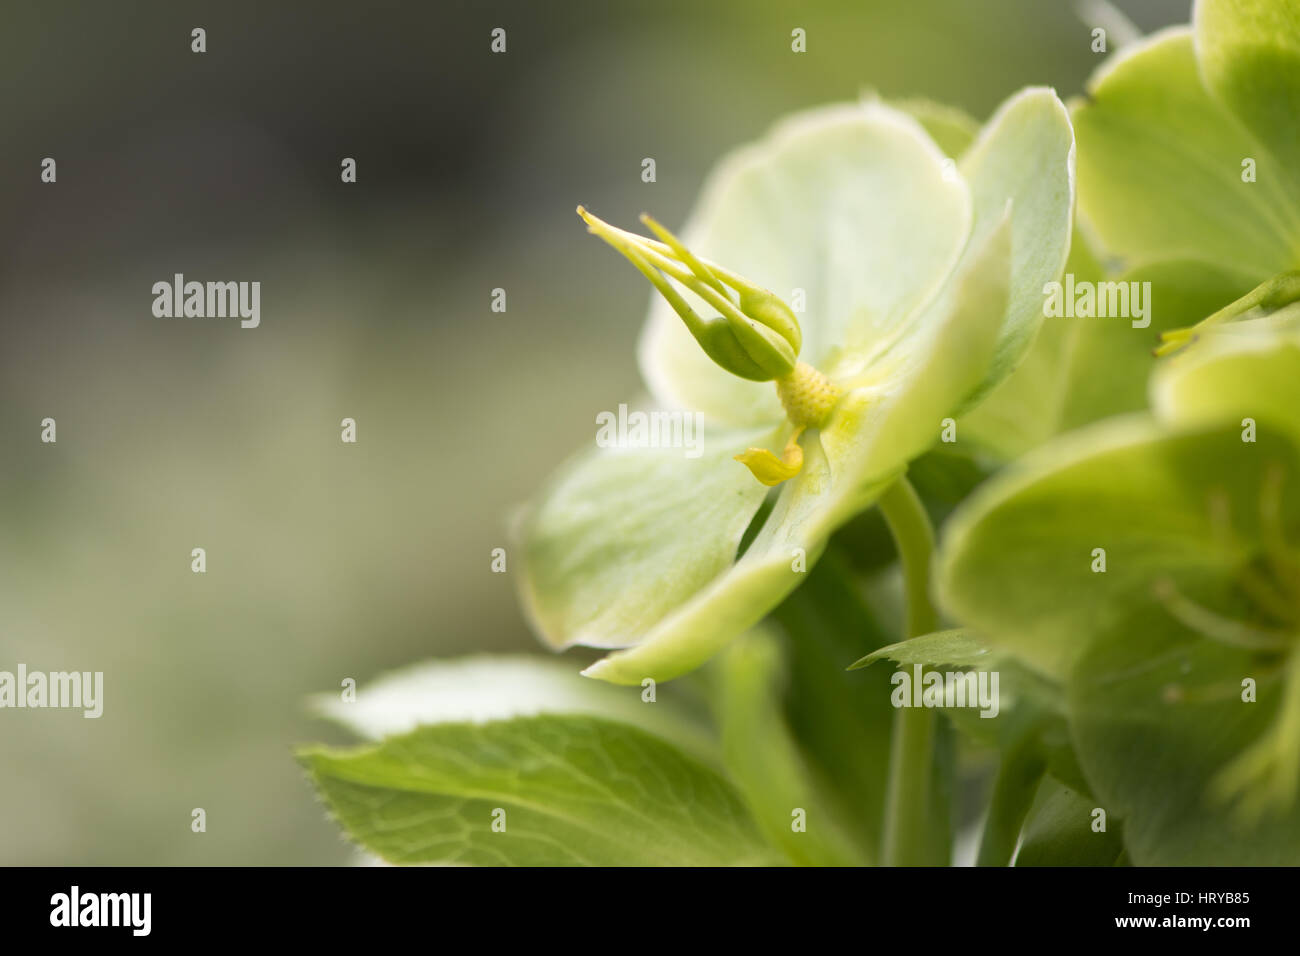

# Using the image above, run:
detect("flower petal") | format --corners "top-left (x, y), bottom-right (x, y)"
top-left (1069, 603), bottom-right (1300, 864)
top-left (938, 417), bottom-right (1300, 679)
top-left (516, 422), bottom-right (776, 651)
top-left (639, 101), bottom-right (972, 426)
top-left (954, 87), bottom-right (1076, 405)
top-left (1073, 27), bottom-right (1300, 278)
top-left (892, 98), bottom-right (979, 158)
top-left (1196, 0), bottom-right (1300, 185)
top-left (835, 209), bottom-right (1013, 462)
top-left (1151, 309), bottom-right (1300, 440)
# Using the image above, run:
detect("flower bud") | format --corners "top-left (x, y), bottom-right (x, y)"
top-left (578, 207), bottom-right (801, 380)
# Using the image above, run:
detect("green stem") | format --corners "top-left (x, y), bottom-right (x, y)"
top-left (879, 477), bottom-right (938, 638)
top-left (878, 476), bottom-right (941, 866)
top-left (976, 739), bottom-right (1045, 866)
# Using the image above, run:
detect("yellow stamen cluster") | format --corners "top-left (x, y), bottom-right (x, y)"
top-left (776, 361), bottom-right (842, 429)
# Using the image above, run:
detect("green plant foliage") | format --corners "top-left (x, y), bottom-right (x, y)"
top-left (304, 0), bottom-right (1300, 868)
top-left (301, 715), bottom-right (783, 866)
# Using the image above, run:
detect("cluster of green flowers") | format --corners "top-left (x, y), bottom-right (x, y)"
top-left (305, 0), bottom-right (1300, 866)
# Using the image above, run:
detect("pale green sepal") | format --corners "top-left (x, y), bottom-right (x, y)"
top-left (516, 422), bottom-right (775, 651)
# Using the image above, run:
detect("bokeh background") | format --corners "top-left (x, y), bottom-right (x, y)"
top-left (1, 0), bottom-right (1188, 864)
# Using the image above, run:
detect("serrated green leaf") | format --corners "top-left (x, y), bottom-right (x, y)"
top-left (940, 656), bottom-right (1091, 796)
top-left (309, 655), bottom-right (718, 764)
top-left (848, 629), bottom-right (995, 670)
top-left (851, 623), bottom-right (1090, 801)
top-left (300, 715), bottom-right (782, 866)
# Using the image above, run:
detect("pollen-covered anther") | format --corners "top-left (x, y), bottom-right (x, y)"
top-left (776, 361), bottom-right (842, 428)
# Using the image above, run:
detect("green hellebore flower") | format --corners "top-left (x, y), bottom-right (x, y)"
top-left (938, 317), bottom-right (1300, 864)
top-left (517, 90), bottom-right (1075, 685)
top-left (1072, 0), bottom-right (1300, 356)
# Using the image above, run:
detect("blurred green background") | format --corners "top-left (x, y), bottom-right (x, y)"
top-left (0, 0), bottom-right (1186, 864)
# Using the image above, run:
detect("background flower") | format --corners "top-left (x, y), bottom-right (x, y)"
top-left (938, 314), bottom-right (1300, 863)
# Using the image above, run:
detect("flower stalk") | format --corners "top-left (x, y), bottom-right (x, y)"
top-left (1155, 269), bottom-right (1300, 356)
top-left (877, 477), bottom-right (944, 866)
